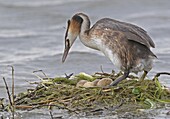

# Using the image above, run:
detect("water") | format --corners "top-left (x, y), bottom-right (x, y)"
top-left (0, 0), bottom-right (170, 118)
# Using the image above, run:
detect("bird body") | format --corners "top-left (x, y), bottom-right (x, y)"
top-left (62, 13), bottom-right (156, 86)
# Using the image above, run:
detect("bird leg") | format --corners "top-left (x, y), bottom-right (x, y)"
top-left (140, 70), bottom-right (148, 81)
top-left (109, 70), bottom-right (130, 86)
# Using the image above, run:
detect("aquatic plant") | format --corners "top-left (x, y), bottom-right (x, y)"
top-left (12, 71), bottom-right (170, 114)
top-left (1, 70), bottom-right (170, 117)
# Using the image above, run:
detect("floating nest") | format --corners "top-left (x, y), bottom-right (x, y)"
top-left (1, 71), bottom-right (170, 115)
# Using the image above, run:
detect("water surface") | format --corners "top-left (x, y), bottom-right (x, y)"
top-left (0, 0), bottom-right (170, 118)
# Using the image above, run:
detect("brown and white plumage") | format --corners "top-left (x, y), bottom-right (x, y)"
top-left (62, 13), bottom-right (156, 86)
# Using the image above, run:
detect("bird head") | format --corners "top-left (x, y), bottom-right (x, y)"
top-left (62, 14), bottom-right (83, 63)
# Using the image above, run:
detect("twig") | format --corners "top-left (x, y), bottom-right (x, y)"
top-left (153, 72), bottom-right (170, 80)
top-left (48, 102), bottom-right (54, 119)
top-left (9, 65), bottom-right (15, 119)
top-left (32, 70), bottom-right (52, 89)
top-left (33, 70), bottom-right (46, 81)
top-left (94, 72), bottom-right (111, 76)
top-left (32, 72), bottom-right (44, 81)
top-left (2, 77), bottom-right (12, 108)
top-left (8, 66), bottom-right (15, 106)
top-left (32, 71), bottom-right (49, 89)
top-left (100, 65), bottom-right (104, 73)
top-left (49, 111), bottom-right (54, 119)
top-left (15, 105), bottom-right (34, 110)
top-left (8, 65), bottom-right (15, 104)
top-left (33, 70), bottom-right (48, 78)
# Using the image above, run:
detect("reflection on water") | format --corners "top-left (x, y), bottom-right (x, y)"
top-left (0, 0), bottom-right (170, 118)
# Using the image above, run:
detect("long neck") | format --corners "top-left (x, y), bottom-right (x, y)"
top-left (78, 15), bottom-right (91, 46)
top-left (77, 14), bottom-right (99, 50)
top-left (80, 18), bottom-right (90, 34)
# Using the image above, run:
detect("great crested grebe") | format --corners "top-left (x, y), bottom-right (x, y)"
top-left (62, 13), bottom-right (157, 86)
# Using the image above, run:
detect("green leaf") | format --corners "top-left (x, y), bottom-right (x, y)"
top-left (132, 87), bottom-right (141, 95)
top-left (144, 98), bottom-right (156, 109)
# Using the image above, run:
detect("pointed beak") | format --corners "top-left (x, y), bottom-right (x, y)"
top-left (62, 16), bottom-right (81, 63)
top-left (62, 39), bottom-right (70, 63)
